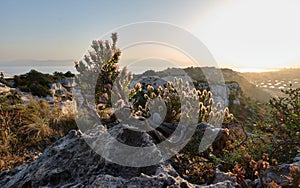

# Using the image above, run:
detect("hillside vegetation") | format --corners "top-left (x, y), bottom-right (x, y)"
top-left (0, 34), bottom-right (299, 187)
top-left (13, 70), bottom-right (74, 97)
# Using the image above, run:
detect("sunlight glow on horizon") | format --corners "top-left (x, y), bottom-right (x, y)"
top-left (232, 67), bottom-right (280, 73)
top-left (119, 42), bottom-right (197, 74)
top-left (192, 0), bottom-right (300, 70)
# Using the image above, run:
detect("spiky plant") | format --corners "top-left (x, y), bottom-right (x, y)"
top-left (74, 33), bottom-right (233, 130)
top-left (129, 77), bottom-right (233, 125)
top-left (74, 33), bottom-right (127, 126)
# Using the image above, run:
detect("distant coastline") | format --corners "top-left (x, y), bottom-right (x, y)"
top-left (0, 65), bottom-right (76, 75)
top-left (1, 59), bottom-right (298, 75)
top-left (0, 59), bottom-right (76, 74)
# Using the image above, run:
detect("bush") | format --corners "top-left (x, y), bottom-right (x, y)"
top-left (129, 79), bottom-right (233, 124)
top-left (53, 71), bottom-right (75, 80)
top-left (270, 86), bottom-right (300, 138)
top-left (265, 86), bottom-right (300, 163)
top-left (75, 33), bottom-right (121, 124)
top-left (14, 69), bottom-right (54, 97)
top-left (29, 84), bottom-right (50, 97)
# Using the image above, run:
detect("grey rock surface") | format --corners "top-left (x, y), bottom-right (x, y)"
top-left (0, 124), bottom-right (238, 188)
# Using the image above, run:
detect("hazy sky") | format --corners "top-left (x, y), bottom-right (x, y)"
top-left (1, 0), bottom-right (300, 72)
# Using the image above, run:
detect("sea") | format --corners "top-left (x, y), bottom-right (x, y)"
top-left (0, 59), bottom-right (79, 76)
top-left (0, 65), bottom-right (77, 76)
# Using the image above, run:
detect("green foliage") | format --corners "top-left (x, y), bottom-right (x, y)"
top-left (221, 134), bottom-right (273, 168)
top-left (266, 86), bottom-right (300, 164)
top-left (270, 86), bottom-right (300, 138)
top-left (29, 84), bottom-right (50, 97)
top-left (209, 86), bottom-right (300, 186)
top-left (53, 71), bottom-right (75, 80)
top-left (13, 70), bottom-right (75, 97)
top-left (14, 69), bottom-right (54, 97)
top-left (27, 69), bottom-right (54, 86)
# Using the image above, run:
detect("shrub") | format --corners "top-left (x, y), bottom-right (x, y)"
top-left (269, 86), bottom-right (300, 138)
top-left (75, 33), bottom-right (120, 106)
top-left (14, 69), bottom-right (54, 97)
top-left (29, 84), bottom-right (50, 97)
top-left (268, 86), bottom-right (300, 163)
top-left (53, 71), bottom-right (75, 80)
top-left (129, 78), bottom-right (233, 125)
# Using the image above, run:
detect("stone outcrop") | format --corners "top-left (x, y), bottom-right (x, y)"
top-left (59, 78), bottom-right (77, 88)
top-left (50, 83), bottom-right (69, 97)
top-left (0, 122), bottom-right (238, 188)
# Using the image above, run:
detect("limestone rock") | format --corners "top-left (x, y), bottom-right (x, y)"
top-left (0, 124), bottom-right (237, 187)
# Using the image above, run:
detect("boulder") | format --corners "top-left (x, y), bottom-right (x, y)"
top-left (0, 123), bottom-right (237, 187)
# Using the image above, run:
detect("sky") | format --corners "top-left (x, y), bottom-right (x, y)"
top-left (1, 0), bottom-right (300, 73)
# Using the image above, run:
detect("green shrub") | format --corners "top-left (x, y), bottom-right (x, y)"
top-left (29, 84), bottom-right (50, 97)
top-left (270, 86), bottom-right (300, 138)
top-left (267, 86), bottom-right (300, 163)
top-left (14, 69), bottom-right (54, 97)
top-left (53, 71), bottom-right (75, 80)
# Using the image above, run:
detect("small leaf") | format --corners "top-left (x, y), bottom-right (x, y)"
top-left (298, 99), bottom-right (300, 107)
top-left (292, 113), bottom-right (298, 117)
